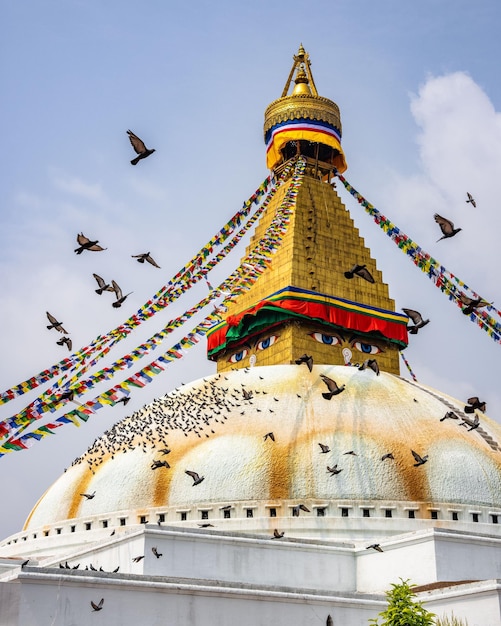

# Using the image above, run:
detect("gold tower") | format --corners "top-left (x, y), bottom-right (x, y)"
top-left (207, 46), bottom-right (408, 374)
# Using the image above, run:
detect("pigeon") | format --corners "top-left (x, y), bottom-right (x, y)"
top-left (112, 566), bottom-right (120, 573)
top-left (127, 130), bottom-right (156, 165)
top-left (327, 465), bottom-right (343, 475)
top-left (56, 336), bottom-right (72, 351)
top-left (466, 192), bottom-right (476, 208)
top-left (132, 252), bottom-right (160, 268)
top-left (320, 374), bottom-right (345, 400)
top-left (272, 529), bottom-right (284, 539)
top-left (74, 233), bottom-right (106, 254)
top-left (460, 414), bottom-right (480, 431)
top-left (344, 263), bottom-right (375, 283)
top-left (381, 453), bottom-right (394, 461)
top-left (292, 504), bottom-right (311, 516)
top-left (185, 470), bottom-right (205, 486)
top-left (458, 293), bottom-right (490, 316)
top-left (464, 396), bottom-right (486, 413)
top-left (198, 523), bottom-right (214, 528)
top-left (80, 491), bottom-right (96, 500)
top-left (343, 450), bottom-right (357, 456)
top-left (366, 543), bottom-right (384, 552)
top-left (263, 432), bottom-right (275, 442)
top-left (434, 214), bottom-right (462, 241)
top-left (132, 555), bottom-right (144, 563)
top-left (151, 547), bottom-right (162, 558)
top-left (326, 615), bottom-right (333, 626)
top-left (46, 312), bottom-right (68, 334)
top-left (93, 273), bottom-right (114, 295)
top-left (91, 599), bottom-right (104, 612)
top-left (402, 308), bottom-right (430, 334)
top-left (151, 460), bottom-right (170, 470)
top-left (110, 280), bottom-right (132, 308)
top-left (358, 358), bottom-right (380, 375)
top-left (159, 448), bottom-right (171, 455)
top-left (59, 389), bottom-right (75, 402)
top-left (115, 396), bottom-right (130, 406)
top-left (440, 411), bottom-right (459, 422)
top-left (21, 559), bottom-right (29, 569)
top-left (242, 388), bottom-right (253, 401)
top-left (295, 353), bottom-right (313, 372)
top-left (411, 450), bottom-right (428, 467)
top-left (318, 443), bottom-right (330, 454)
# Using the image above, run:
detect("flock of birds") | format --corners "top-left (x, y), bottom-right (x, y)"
top-left (43, 131), bottom-right (159, 353)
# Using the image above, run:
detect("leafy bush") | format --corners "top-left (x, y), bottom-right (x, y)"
top-left (370, 579), bottom-right (435, 626)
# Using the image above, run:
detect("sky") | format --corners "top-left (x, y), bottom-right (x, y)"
top-left (1, 0), bottom-right (501, 539)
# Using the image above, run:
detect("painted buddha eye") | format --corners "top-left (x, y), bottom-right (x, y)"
top-left (310, 332), bottom-right (341, 346)
top-left (256, 335), bottom-right (278, 351)
top-left (352, 341), bottom-right (382, 355)
top-left (228, 348), bottom-right (249, 363)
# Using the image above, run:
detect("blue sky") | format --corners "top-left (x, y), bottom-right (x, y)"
top-left (1, 0), bottom-right (501, 538)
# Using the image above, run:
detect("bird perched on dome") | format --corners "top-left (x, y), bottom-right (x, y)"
top-left (402, 308), bottom-right (430, 334)
top-left (272, 529), bottom-right (284, 539)
top-left (127, 130), bottom-right (156, 165)
top-left (74, 233), bottom-right (106, 254)
top-left (132, 252), bottom-right (161, 268)
top-left (434, 214), bottom-right (462, 241)
top-left (343, 264), bottom-right (375, 283)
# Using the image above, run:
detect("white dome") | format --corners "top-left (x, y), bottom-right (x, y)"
top-left (22, 365), bottom-right (501, 540)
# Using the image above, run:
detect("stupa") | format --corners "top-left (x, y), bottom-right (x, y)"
top-left (1, 46), bottom-right (501, 626)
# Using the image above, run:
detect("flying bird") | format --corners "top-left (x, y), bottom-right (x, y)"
top-left (74, 232), bottom-right (106, 254)
top-left (460, 414), bottom-right (480, 431)
top-left (272, 529), bottom-right (284, 539)
top-left (327, 465), bottom-right (343, 475)
top-left (381, 453), bottom-right (394, 461)
top-left (320, 374), bottom-right (345, 400)
top-left (292, 504), bottom-right (311, 516)
top-left (358, 359), bottom-right (379, 375)
top-left (110, 280), bottom-right (132, 308)
top-left (295, 353), bottom-right (313, 372)
top-left (93, 273), bottom-right (114, 295)
top-left (127, 130), bottom-right (156, 165)
top-left (343, 450), bottom-right (357, 456)
top-left (46, 312), bottom-right (68, 334)
top-left (318, 443), bottom-right (330, 454)
top-left (185, 470), bottom-right (205, 486)
top-left (263, 432), bottom-right (275, 442)
top-left (80, 491), bottom-right (96, 500)
top-left (151, 460), bottom-right (170, 470)
top-left (411, 450), bottom-right (428, 467)
top-left (56, 336), bottom-right (72, 351)
top-left (151, 547), bottom-right (163, 558)
top-left (466, 192), bottom-right (476, 207)
top-left (458, 293), bottom-right (490, 316)
top-left (159, 448), bottom-right (171, 455)
top-left (242, 388), bottom-right (253, 401)
top-left (132, 252), bottom-right (161, 268)
top-left (344, 263), bottom-right (375, 283)
top-left (464, 396), bottom-right (486, 413)
top-left (115, 396), bottom-right (130, 406)
top-left (366, 543), bottom-right (384, 553)
top-left (434, 214), bottom-right (462, 241)
top-left (440, 411), bottom-right (459, 422)
top-left (91, 599), bottom-right (104, 612)
top-left (402, 308), bottom-right (430, 334)
top-left (132, 555), bottom-right (144, 563)
top-left (59, 389), bottom-right (75, 402)
top-left (198, 523), bottom-right (214, 528)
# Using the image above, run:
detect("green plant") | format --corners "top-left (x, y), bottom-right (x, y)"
top-left (369, 578), bottom-right (435, 625)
